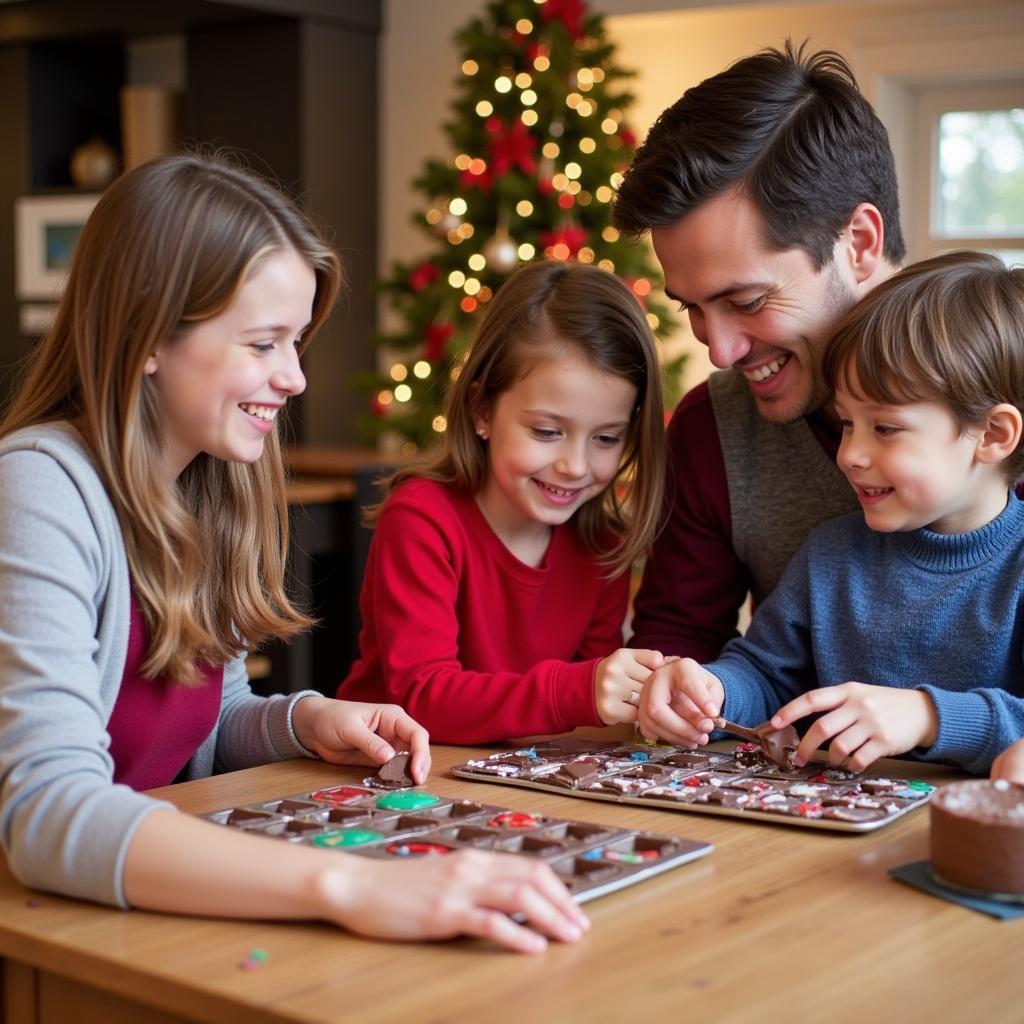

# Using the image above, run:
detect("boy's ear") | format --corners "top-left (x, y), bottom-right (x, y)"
top-left (976, 404), bottom-right (1023, 467)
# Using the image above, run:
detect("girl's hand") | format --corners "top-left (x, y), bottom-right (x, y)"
top-left (991, 738), bottom-right (1024, 784)
top-left (291, 697), bottom-right (431, 783)
top-left (315, 849), bottom-right (590, 953)
top-left (637, 657), bottom-right (724, 745)
top-left (593, 648), bottom-right (665, 725)
top-left (770, 683), bottom-right (939, 772)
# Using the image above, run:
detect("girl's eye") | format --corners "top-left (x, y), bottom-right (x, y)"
top-left (595, 434), bottom-right (622, 446)
top-left (734, 295), bottom-right (766, 314)
top-left (251, 341), bottom-right (275, 354)
top-left (531, 428), bottom-right (560, 440)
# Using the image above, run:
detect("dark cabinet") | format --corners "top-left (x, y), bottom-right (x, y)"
top-left (0, 0), bottom-right (381, 445)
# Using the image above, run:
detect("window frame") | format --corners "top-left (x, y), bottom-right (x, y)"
top-left (909, 79), bottom-right (1024, 263)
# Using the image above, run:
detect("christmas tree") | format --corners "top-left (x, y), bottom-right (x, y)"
top-left (357, 0), bottom-right (681, 449)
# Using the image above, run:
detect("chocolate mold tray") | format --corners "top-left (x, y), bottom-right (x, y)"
top-left (202, 785), bottom-right (712, 904)
top-left (449, 741), bottom-right (937, 833)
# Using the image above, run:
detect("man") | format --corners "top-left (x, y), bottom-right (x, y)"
top-left (613, 40), bottom-right (904, 661)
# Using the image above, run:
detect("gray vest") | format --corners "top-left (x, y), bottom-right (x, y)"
top-left (708, 369), bottom-right (860, 605)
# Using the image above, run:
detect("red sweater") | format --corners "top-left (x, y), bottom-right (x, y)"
top-left (629, 381), bottom-right (840, 661)
top-left (337, 479), bottom-right (628, 743)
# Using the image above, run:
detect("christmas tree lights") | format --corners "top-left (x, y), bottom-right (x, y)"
top-left (357, 0), bottom-right (682, 448)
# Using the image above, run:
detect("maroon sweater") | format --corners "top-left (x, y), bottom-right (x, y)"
top-left (629, 381), bottom-right (840, 661)
top-left (107, 595), bottom-right (222, 790)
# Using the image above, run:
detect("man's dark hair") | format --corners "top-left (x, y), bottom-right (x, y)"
top-left (613, 40), bottom-right (906, 269)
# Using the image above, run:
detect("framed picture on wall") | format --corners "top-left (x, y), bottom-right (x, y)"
top-left (15, 194), bottom-right (100, 300)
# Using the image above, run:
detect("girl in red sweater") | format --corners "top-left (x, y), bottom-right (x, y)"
top-left (339, 261), bottom-right (667, 742)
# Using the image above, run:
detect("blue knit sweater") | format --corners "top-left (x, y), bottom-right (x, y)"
top-left (711, 494), bottom-right (1024, 774)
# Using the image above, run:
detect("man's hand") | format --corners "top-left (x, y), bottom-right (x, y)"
top-left (637, 657), bottom-right (725, 746)
top-left (770, 683), bottom-right (938, 771)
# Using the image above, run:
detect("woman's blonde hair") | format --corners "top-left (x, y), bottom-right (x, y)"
top-left (0, 153), bottom-right (342, 682)
top-left (823, 250), bottom-right (1024, 484)
top-left (373, 260), bottom-right (665, 575)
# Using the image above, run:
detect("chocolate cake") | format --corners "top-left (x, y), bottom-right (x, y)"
top-left (930, 779), bottom-right (1024, 899)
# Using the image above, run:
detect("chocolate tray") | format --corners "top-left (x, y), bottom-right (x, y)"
top-left (448, 740), bottom-right (937, 833)
top-left (202, 785), bottom-right (712, 904)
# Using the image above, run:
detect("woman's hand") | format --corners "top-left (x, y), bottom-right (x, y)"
top-left (292, 697), bottom-right (431, 783)
top-left (315, 848), bottom-right (589, 953)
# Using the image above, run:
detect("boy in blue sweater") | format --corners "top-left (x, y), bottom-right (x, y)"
top-left (639, 251), bottom-right (1024, 775)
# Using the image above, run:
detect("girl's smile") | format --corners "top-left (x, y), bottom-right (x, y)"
top-left (474, 347), bottom-right (637, 565)
top-left (145, 248), bottom-right (315, 482)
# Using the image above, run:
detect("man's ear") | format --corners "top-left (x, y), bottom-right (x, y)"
top-left (839, 202), bottom-right (886, 288)
top-left (976, 404), bottom-right (1023, 468)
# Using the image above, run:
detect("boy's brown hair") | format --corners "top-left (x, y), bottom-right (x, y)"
top-left (823, 250), bottom-right (1024, 483)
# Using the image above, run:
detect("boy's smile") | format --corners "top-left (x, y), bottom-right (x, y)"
top-left (835, 384), bottom-right (1007, 535)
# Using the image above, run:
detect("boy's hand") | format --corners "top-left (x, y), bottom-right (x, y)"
top-left (291, 697), bottom-right (431, 783)
top-left (593, 648), bottom-right (665, 725)
top-left (637, 657), bottom-right (724, 746)
top-left (991, 738), bottom-right (1024, 784)
top-left (770, 683), bottom-right (938, 771)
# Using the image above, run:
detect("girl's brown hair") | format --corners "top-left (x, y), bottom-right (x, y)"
top-left (822, 250), bottom-right (1024, 483)
top-left (373, 260), bottom-right (665, 575)
top-left (0, 153), bottom-right (342, 682)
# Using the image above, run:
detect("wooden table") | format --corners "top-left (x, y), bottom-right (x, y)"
top-left (2, 739), bottom-right (1021, 1024)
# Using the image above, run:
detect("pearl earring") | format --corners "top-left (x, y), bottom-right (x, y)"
top-left (476, 428), bottom-right (488, 440)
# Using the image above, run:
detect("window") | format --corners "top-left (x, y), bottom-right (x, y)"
top-left (909, 81), bottom-right (1024, 267)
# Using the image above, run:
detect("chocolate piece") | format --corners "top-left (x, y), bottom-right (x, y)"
top-left (714, 717), bottom-right (799, 768)
top-left (548, 760), bottom-right (603, 789)
top-left (372, 751), bottom-right (416, 790)
top-left (930, 780), bottom-right (1024, 897)
top-left (662, 751), bottom-right (720, 770)
top-left (273, 799), bottom-right (320, 815)
top-left (586, 775), bottom-right (655, 796)
top-left (226, 808), bottom-right (275, 826)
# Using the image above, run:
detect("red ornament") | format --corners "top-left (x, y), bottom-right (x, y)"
top-left (539, 0), bottom-right (587, 41)
top-left (537, 175), bottom-right (555, 197)
top-left (619, 127), bottom-right (638, 149)
top-left (539, 224), bottom-right (588, 256)
top-left (408, 261), bottom-right (439, 291)
top-left (459, 166), bottom-right (492, 193)
top-left (423, 321), bottom-right (455, 361)
top-left (369, 395), bottom-right (388, 418)
top-left (488, 119), bottom-right (538, 179)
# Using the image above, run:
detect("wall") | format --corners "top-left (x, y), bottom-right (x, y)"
top-left (380, 0), bottom-right (1024, 396)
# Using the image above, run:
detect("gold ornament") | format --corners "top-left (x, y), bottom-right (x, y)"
top-left (483, 228), bottom-right (519, 274)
